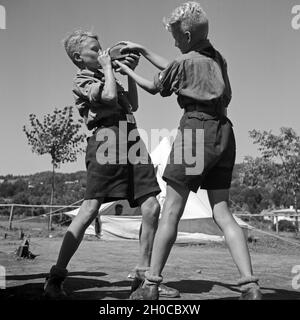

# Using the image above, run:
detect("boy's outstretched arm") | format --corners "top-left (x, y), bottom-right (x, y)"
top-left (119, 41), bottom-right (169, 71)
top-left (127, 76), bottom-right (139, 111)
top-left (115, 60), bottom-right (159, 95)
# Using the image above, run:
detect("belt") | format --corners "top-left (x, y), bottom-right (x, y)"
top-left (92, 114), bottom-right (136, 134)
top-left (183, 105), bottom-right (225, 117)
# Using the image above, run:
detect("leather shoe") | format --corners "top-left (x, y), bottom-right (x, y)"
top-left (131, 277), bottom-right (180, 298)
top-left (239, 287), bottom-right (262, 300)
top-left (130, 283), bottom-right (159, 300)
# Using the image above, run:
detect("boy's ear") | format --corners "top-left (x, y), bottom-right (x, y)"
top-left (73, 52), bottom-right (82, 64)
top-left (185, 31), bottom-right (192, 43)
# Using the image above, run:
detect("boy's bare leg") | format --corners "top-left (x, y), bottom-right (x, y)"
top-left (149, 183), bottom-right (189, 277)
top-left (207, 189), bottom-right (252, 277)
top-left (130, 182), bottom-right (189, 300)
top-left (137, 195), bottom-right (160, 268)
top-left (44, 198), bottom-right (103, 298)
top-left (130, 193), bottom-right (181, 298)
top-left (207, 189), bottom-right (261, 299)
top-left (56, 198), bottom-right (103, 269)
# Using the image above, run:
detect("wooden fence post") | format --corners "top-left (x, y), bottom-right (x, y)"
top-left (275, 214), bottom-right (279, 234)
top-left (8, 205), bottom-right (14, 230)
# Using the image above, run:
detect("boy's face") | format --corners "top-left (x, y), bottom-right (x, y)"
top-left (170, 24), bottom-right (191, 54)
top-left (78, 37), bottom-right (102, 70)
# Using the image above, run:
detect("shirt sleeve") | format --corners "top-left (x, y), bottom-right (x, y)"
top-left (153, 60), bottom-right (182, 97)
top-left (75, 99), bottom-right (89, 118)
top-left (221, 58), bottom-right (232, 107)
top-left (73, 76), bottom-right (104, 103)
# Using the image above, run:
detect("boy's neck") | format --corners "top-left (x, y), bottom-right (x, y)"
top-left (81, 66), bottom-right (101, 73)
top-left (188, 38), bottom-right (211, 53)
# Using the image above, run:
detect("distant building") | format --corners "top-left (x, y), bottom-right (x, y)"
top-left (6, 179), bottom-right (18, 184)
top-left (263, 206), bottom-right (299, 225)
top-left (64, 180), bottom-right (79, 185)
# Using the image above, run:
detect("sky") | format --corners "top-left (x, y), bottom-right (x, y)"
top-left (0, 0), bottom-right (299, 175)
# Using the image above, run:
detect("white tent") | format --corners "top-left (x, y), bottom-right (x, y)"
top-left (65, 137), bottom-right (251, 242)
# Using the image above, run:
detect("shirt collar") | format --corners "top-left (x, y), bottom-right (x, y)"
top-left (77, 68), bottom-right (104, 80)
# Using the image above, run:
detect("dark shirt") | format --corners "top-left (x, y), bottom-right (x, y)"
top-left (73, 69), bottom-right (133, 130)
top-left (153, 40), bottom-right (232, 113)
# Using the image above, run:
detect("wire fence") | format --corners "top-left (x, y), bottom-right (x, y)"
top-left (0, 200), bottom-right (83, 230)
top-left (0, 201), bottom-right (299, 247)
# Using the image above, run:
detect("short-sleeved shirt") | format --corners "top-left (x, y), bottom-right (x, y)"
top-left (73, 69), bottom-right (161, 205)
top-left (153, 40), bottom-right (236, 191)
top-left (153, 39), bottom-right (231, 113)
top-left (73, 69), bottom-right (134, 130)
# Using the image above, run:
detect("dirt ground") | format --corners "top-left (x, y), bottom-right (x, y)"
top-left (0, 228), bottom-right (300, 300)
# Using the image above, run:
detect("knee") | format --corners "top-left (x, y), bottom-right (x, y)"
top-left (161, 199), bottom-right (183, 224)
top-left (213, 208), bottom-right (238, 230)
top-left (78, 200), bottom-right (100, 226)
top-left (142, 198), bottom-right (160, 223)
top-left (83, 200), bottom-right (100, 215)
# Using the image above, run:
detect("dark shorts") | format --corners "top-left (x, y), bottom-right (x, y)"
top-left (163, 111), bottom-right (236, 192)
top-left (85, 122), bottom-right (161, 207)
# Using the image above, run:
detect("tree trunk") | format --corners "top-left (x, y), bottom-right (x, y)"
top-left (294, 191), bottom-right (298, 236)
top-left (48, 163), bottom-right (55, 232)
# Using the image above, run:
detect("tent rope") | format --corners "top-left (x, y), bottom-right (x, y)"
top-left (251, 227), bottom-right (300, 248)
top-left (11, 199), bottom-right (84, 223)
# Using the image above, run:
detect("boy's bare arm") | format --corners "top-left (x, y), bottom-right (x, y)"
top-left (127, 76), bottom-right (138, 111)
top-left (115, 61), bottom-right (159, 95)
top-left (98, 50), bottom-right (118, 105)
top-left (119, 41), bottom-right (169, 70)
top-left (142, 47), bottom-right (169, 70)
top-left (122, 53), bottom-right (140, 111)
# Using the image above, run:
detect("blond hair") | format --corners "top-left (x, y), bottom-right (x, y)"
top-left (163, 2), bottom-right (209, 40)
top-left (63, 30), bottom-right (99, 67)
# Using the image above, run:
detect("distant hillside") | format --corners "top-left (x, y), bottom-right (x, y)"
top-left (0, 171), bottom-right (86, 217)
top-left (0, 164), bottom-right (298, 217)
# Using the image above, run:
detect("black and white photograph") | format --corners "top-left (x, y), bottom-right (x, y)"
top-left (0, 0), bottom-right (299, 310)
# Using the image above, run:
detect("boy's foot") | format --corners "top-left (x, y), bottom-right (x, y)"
top-left (238, 276), bottom-right (262, 300)
top-left (130, 271), bottom-right (165, 300)
top-left (130, 282), bottom-right (159, 300)
top-left (239, 287), bottom-right (262, 300)
top-left (44, 265), bottom-right (68, 299)
top-left (158, 283), bottom-right (180, 298)
top-left (130, 274), bottom-right (180, 298)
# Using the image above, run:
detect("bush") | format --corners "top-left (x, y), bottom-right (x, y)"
top-left (272, 219), bottom-right (297, 232)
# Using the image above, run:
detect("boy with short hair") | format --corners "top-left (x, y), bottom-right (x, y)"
top-left (44, 30), bottom-right (178, 299)
top-left (116, 2), bottom-right (262, 300)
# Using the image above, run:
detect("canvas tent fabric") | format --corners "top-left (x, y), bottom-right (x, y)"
top-left (64, 137), bottom-right (252, 242)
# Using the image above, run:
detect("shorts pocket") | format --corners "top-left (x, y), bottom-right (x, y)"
top-left (185, 112), bottom-right (219, 144)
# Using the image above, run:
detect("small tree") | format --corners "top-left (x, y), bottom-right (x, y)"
top-left (242, 127), bottom-right (300, 233)
top-left (23, 106), bottom-right (86, 230)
